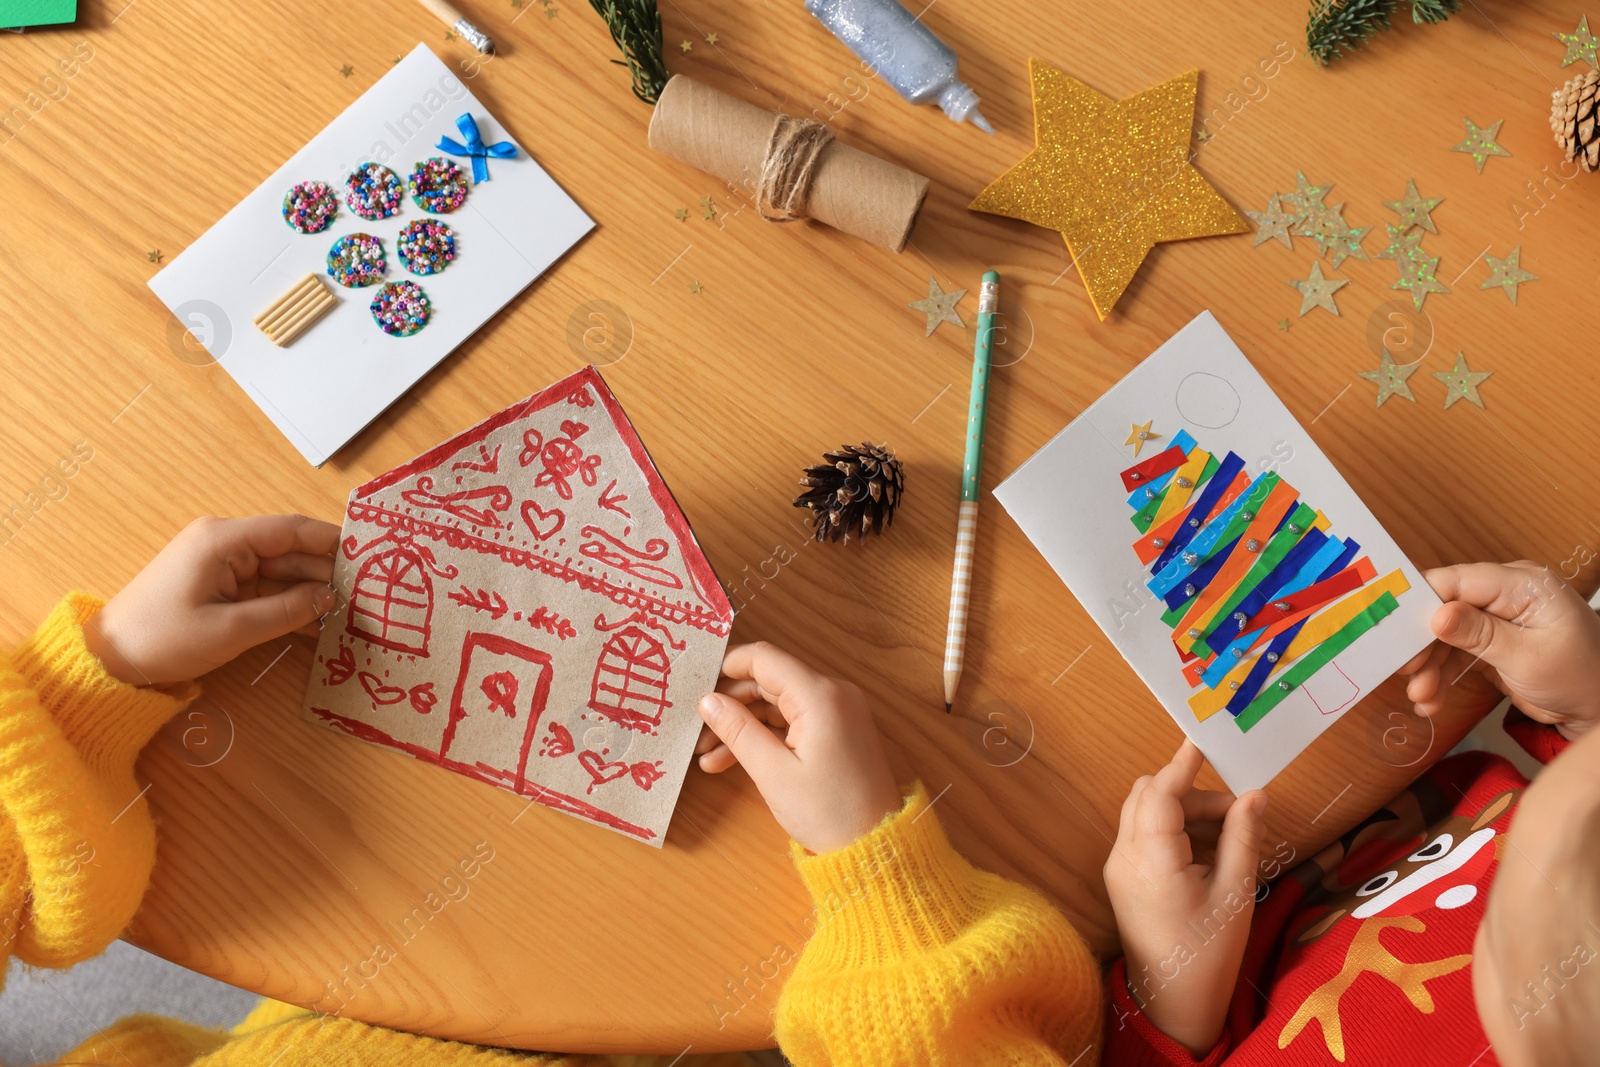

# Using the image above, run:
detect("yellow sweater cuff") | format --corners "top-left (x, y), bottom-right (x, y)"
top-left (10, 592), bottom-right (198, 775)
top-left (790, 782), bottom-right (992, 967)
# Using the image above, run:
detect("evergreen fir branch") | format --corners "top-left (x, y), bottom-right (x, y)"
top-left (1408, 0), bottom-right (1460, 24)
top-left (587, 0), bottom-right (668, 105)
top-left (1307, 0), bottom-right (1397, 65)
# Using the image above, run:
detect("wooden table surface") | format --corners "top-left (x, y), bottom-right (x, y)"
top-left (3, 0), bottom-right (1598, 1053)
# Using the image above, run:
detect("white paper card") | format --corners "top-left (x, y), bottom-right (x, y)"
top-left (994, 312), bottom-right (1438, 792)
top-left (149, 45), bottom-right (594, 466)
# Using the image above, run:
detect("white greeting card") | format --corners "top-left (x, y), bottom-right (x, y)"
top-left (149, 45), bottom-right (594, 466)
top-left (995, 312), bottom-right (1438, 791)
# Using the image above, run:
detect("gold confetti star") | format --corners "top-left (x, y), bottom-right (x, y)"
top-left (1555, 15), bottom-right (1599, 69)
top-left (673, 208), bottom-right (688, 222)
top-left (1195, 127), bottom-right (1213, 142)
top-left (1384, 179), bottom-right (1443, 233)
top-left (1125, 419), bottom-right (1162, 457)
top-left (1245, 193), bottom-right (1297, 249)
top-left (1310, 210), bottom-right (1369, 269)
top-left (1392, 256), bottom-right (1450, 309)
top-left (393, 55), bottom-right (402, 64)
top-left (339, 64), bottom-right (354, 77)
top-left (679, 39), bottom-right (693, 52)
top-left (700, 196), bottom-right (717, 220)
top-left (1452, 117), bottom-right (1510, 173)
top-left (1374, 223), bottom-right (1433, 269)
top-left (1288, 261), bottom-right (1348, 317)
top-left (968, 62), bottom-right (1247, 320)
top-left (544, 7), bottom-right (557, 17)
top-left (1433, 352), bottom-right (1491, 409)
top-left (1279, 172), bottom-right (1331, 223)
top-left (689, 280), bottom-right (703, 294)
top-left (1360, 350), bottom-right (1420, 407)
top-left (1479, 246), bottom-right (1538, 304)
top-left (512, 0), bottom-right (523, 7)
top-left (1278, 318), bottom-right (1292, 331)
top-left (704, 31), bottom-right (719, 45)
top-left (146, 249), bottom-right (162, 263)
top-left (445, 29), bottom-right (456, 40)
top-left (908, 277), bottom-right (966, 336)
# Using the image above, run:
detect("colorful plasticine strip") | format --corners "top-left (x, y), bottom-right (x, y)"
top-left (1150, 473), bottom-right (1277, 599)
top-left (1124, 430), bottom-right (1197, 507)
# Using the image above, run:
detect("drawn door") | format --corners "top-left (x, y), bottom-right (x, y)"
top-left (441, 632), bottom-right (554, 791)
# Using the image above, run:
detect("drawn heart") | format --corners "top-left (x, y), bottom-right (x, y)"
top-left (409, 682), bottom-right (437, 715)
top-left (324, 644), bottom-right (356, 687)
top-left (560, 419), bottom-right (589, 440)
top-left (578, 749), bottom-right (630, 792)
top-left (542, 722), bottom-right (575, 758)
top-left (358, 671), bottom-right (408, 707)
top-left (520, 500), bottom-right (565, 541)
top-left (629, 761), bottom-right (664, 791)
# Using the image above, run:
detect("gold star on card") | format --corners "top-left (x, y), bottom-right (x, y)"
top-left (969, 61), bottom-right (1247, 320)
top-left (1555, 15), bottom-right (1599, 69)
top-left (908, 277), bottom-right (966, 336)
top-left (1361, 351), bottom-right (1420, 407)
top-left (1480, 246), bottom-right (1538, 304)
top-left (1452, 117), bottom-right (1510, 173)
top-left (1433, 352), bottom-right (1491, 409)
top-left (1384, 179), bottom-right (1443, 233)
top-left (1126, 420), bottom-right (1162, 457)
top-left (1246, 194), bottom-right (1297, 249)
top-left (1289, 261), bottom-right (1348, 316)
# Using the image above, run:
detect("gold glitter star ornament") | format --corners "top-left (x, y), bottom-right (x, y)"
top-left (969, 61), bottom-right (1247, 320)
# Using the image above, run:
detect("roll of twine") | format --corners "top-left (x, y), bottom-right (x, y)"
top-left (757, 114), bottom-right (836, 222)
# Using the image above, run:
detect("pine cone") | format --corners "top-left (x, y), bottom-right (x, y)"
top-left (1551, 68), bottom-right (1600, 172)
top-left (793, 442), bottom-right (905, 543)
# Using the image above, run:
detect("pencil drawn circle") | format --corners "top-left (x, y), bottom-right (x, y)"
top-left (166, 299), bottom-right (229, 367)
top-left (1175, 372), bottom-right (1240, 428)
top-left (566, 300), bottom-right (633, 367)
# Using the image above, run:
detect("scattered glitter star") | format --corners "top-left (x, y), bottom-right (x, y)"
top-left (1278, 318), bottom-right (1291, 331)
top-left (1555, 15), bottom-right (1599, 69)
top-left (1392, 257), bottom-right (1450, 309)
top-left (1125, 420), bottom-right (1162, 457)
top-left (674, 208), bottom-right (688, 222)
top-left (512, 0), bottom-right (523, 7)
top-left (1279, 172), bottom-right (1331, 222)
top-left (1196, 127), bottom-right (1213, 142)
top-left (393, 55), bottom-right (402, 64)
top-left (1433, 352), bottom-right (1491, 409)
top-left (1246, 193), bottom-right (1297, 249)
top-left (1288, 261), bottom-right (1348, 317)
top-left (1360, 350), bottom-right (1420, 407)
top-left (1451, 117), bottom-right (1510, 173)
top-left (704, 31), bottom-right (719, 45)
top-left (340, 64), bottom-right (354, 77)
top-left (700, 196), bottom-right (717, 220)
top-left (146, 249), bottom-right (162, 263)
top-left (689, 280), bottom-right (703, 294)
top-left (1479, 246), bottom-right (1538, 304)
top-left (545, 7), bottom-right (558, 17)
top-left (1318, 214), bottom-right (1370, 269)
top-left (680, 39), bottom-right (693, 52)
top-left (908, 277), bottom-right (966, 336)
top-left (1384, 179), bottom-right (1443, 233)
top-left (445, 29), bottom-right (457, 40)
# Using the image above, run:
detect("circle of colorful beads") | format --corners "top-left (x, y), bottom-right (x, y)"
top-left (281, 180), bottom-right (338, 234)
top-left (398, 219), bottom-right (457, 275)
top-left (326, 233), bottom-right (387, 288)
top-left (344, 162), bottom-right (404, 221)
top-left (370, 280), bottom-right (431, 336)
top-left (407, 157), bottom-right (467, 214)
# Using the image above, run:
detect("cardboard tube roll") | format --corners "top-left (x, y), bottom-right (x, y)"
top-left (647, 74), bottom-right (930, 253)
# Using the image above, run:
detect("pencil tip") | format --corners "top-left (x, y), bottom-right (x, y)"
top-left (945, 702), bottom-right (952, 713)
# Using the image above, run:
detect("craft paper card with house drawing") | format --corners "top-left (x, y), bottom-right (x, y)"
top-left (302, 367), bottom-right (733, 845)
top-left (995, 312), bottom-right (1438, 792)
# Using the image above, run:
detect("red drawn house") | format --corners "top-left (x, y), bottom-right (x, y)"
top-left (302, 366), bottom-right (734, 845)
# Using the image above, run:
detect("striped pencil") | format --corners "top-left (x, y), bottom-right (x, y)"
top-left (943, 270), bottom-right (999, 711)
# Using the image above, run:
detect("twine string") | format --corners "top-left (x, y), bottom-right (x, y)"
top-left (758, 114), bottom-right (835, 223)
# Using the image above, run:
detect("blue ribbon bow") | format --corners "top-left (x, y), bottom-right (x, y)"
top-left (437, 113), bottom-right (517, 184)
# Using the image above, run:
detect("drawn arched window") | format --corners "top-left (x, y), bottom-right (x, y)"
top-left (347, 546), bottom-right (433, 656)
top-left (588, 626), bottom-right (671, 733)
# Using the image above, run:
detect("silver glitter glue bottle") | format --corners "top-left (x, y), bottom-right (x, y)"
top-left (805, 0), bottom-right (994, 133)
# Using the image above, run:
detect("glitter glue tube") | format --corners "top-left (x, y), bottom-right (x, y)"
top-left (805, 0), bottom-right (993, 133)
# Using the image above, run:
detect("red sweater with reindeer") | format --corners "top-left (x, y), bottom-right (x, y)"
top-left (1105, 710), bottom-right (1568, 1067)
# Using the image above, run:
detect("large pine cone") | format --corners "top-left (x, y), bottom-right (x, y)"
top-left (1551, 68), bottom-right (1600, 172)
top-left (793, 442), bottom-right (905, 543)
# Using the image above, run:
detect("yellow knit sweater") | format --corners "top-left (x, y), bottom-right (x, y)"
top-left (0, 594), bottom-right (1102, 1066)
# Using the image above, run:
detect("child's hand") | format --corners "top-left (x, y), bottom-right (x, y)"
top-left (84, 515), bottom-right (340, 687)
top-left (1403, 562), bottom-right (1600, 738)
top-left (695, 642), bottom-right (901, 854)
top-left (1104, 740), bottom-right (1267, 1057)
